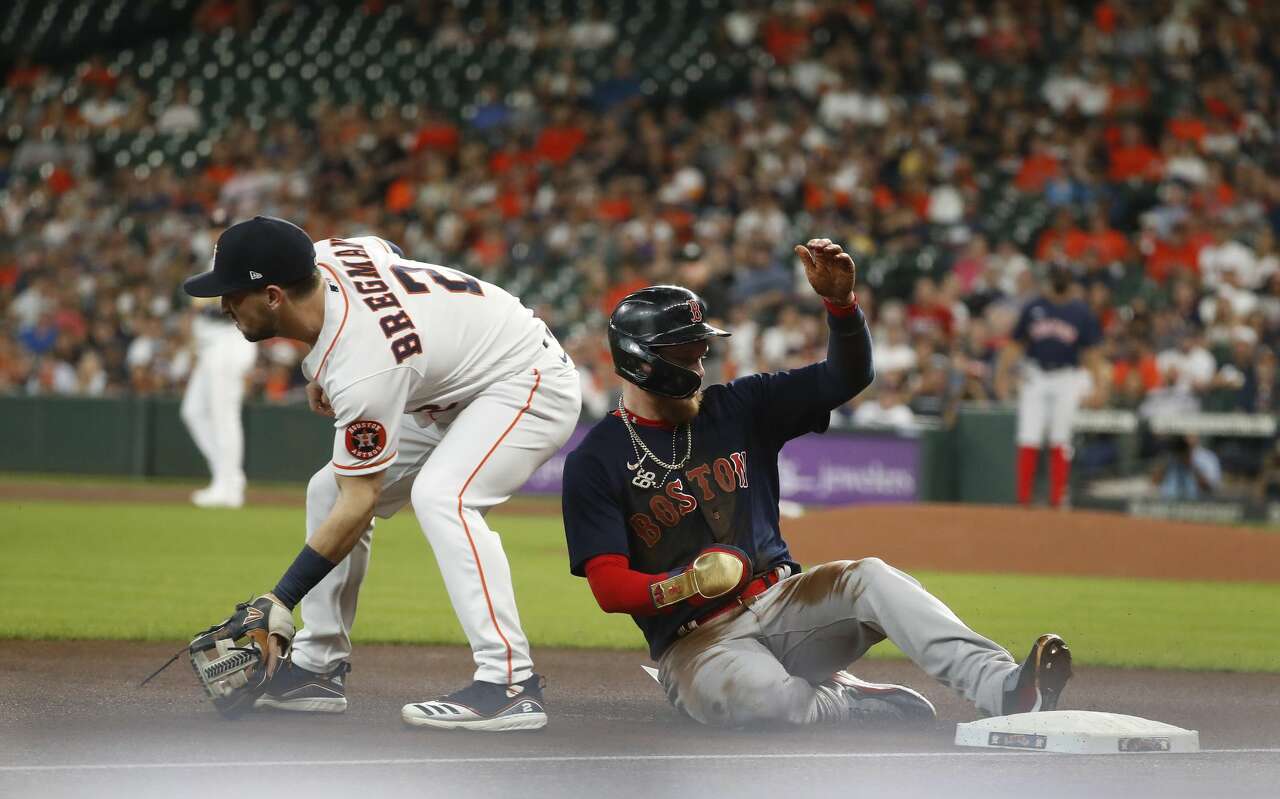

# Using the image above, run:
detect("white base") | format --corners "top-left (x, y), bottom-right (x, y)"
top-left (955, 711), bottom-right (1200, 754)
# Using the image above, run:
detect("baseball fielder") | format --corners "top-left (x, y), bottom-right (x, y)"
top-left (561, 239), bottom-right (1072, 727)
top-left (183, 216), bottom-right (581, 730)
top-left (995, 265), bottom-right (1105, 507)
top-left (181, 298), bottom-right (257, 508)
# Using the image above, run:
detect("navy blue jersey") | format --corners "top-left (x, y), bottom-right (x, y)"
top-left (562, 309), bottom-right (874, 659)
top-left (1013, 297), bottom-right (1101, 369)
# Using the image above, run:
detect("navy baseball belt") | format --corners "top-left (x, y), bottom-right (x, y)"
top-left (676, 564), bottom-right (792, 638)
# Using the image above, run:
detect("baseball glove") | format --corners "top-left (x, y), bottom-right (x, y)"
top-left (186, 595), bottom-right (295, 718)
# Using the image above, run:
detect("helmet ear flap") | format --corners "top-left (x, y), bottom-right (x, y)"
top-left (609, 329), bottom-right (702, 398)
top-left (614, 336), bottom-right (655, 386)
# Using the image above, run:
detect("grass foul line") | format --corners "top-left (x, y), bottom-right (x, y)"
top-left (2, 749), bottom-right (1278, 773)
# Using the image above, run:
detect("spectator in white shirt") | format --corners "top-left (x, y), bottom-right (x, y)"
top-left (1163, 139), bottom-right (1208, 185)
top-left (568, 9), bottom-right (617, 49)
top-left (1041, 61), bottom-right (1109, 116)
top-left (873, 313), bottom-right (918, 377)
top-left (852, 379), bottom-right (916, 431)
top-left (1199, 223), bottom-right (1260, 290)
top-left (80, 85), bottom-right (127, 128)
top-left (1156, 331), bottom-right (1216, 395)
top-left (156, 84), bottom-right (202, 135)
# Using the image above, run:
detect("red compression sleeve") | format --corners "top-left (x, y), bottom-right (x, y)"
top-left (583, 554), bottom-right (665, 616)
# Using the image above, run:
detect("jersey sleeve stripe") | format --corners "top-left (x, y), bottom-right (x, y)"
top-left (332, 450), bottom-right (397, 471)
top-left (314, 261), bottom-right (351, 380)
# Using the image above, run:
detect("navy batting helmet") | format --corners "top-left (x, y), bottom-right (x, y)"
top-left (608, 285), bottom-right (730, 399)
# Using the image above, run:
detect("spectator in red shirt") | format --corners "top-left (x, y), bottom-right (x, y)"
top-left (1167, 115), bottom-right (1207, 145)
top-left (413, 110), bottom-right (460, 154)
top-left (1084, 206), bottom-right (1129, 264)
top-left (1112, 337), bottom-right (1162, 394)
top-left (600, 262), bottom-right (649, 318)
top-left (1015, 137), bottom-right (1061, 193)
top-left (1035, 209), bottom-right (1087, 262)
top-left (1107, 70), bottom-right (1151, 115)
top-left (77, 55), bottom-right (116, 92)
top-left (906, 276), bottom-right (954, 340)
top-left (1107, 123), bottom-right (1162, 182)
top-left (6, 54), bottom-right (46, 91)
top-left (535, 106), bottom-right (586, 165)
top-left (1146, 220), bottom-right (1207, 284)
top-left (761, 12), bottom-right (810, 66)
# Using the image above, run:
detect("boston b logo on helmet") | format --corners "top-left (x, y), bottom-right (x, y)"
top-left (608, 286), bottom-right (730, 399)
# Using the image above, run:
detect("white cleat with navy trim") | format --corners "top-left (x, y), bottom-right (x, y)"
top-left (401, 673), bottom-right (548, 731)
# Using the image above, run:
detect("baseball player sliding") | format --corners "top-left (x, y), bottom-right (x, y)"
top-left (182, 216), bottom-right (581, 730)
top-left (561, 239), bottom-right (1072, 726)
top-left (995, 265), bottom-right (1106, 507)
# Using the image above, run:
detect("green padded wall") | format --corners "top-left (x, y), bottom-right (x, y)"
top-left (0, 396), bottom-right (144, 476)
top-left (954, 407), bottom-right (1017, 504)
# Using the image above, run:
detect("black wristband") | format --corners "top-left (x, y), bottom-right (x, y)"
top-left (272, 545), bottom-right (338, 610)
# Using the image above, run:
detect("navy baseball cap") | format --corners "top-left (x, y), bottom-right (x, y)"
top-left (183, 216), bottom-right (317, 298)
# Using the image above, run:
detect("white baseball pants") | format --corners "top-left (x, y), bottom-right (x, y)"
top-left (291, 345), bottom-right (582, 685)
top-left (1015, 365), bottom-right (1088, 447)
top-left (180, 330), bottom-right (257, 494)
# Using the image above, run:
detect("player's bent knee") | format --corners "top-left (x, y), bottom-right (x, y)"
top-left (305, 468), bottom-right (339, 517)
top-left (698, 686), bottom-right (807, 727)
top-left (853, 556), bottom-right (902, 581)
top-left (408, 479), bottom-right (460, 520)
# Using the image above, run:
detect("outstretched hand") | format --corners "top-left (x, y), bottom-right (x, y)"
top-left (795, 238), bottom-right (856, 304)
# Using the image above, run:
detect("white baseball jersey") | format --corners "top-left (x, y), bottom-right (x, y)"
top-left (300, 236), bottom-right (550, 476)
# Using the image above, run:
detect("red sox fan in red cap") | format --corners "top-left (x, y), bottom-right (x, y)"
top-left (560, 238), bottom-right (1073, 726)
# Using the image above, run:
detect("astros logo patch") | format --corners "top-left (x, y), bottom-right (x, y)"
top-left (345, 420), bottom-right (386, 460)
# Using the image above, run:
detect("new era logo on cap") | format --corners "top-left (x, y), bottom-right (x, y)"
top-left (182, 216), bottom-right (317, 298)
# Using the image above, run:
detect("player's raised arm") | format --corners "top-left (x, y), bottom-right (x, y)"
top-left (794, 238), bottom-right (875, 404)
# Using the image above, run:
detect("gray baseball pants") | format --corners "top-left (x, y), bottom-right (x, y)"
top-left (657, 558), bottom-right (1020, 726)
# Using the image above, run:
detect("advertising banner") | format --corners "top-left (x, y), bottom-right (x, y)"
top-left (522, 425), bottom-right (919, 506)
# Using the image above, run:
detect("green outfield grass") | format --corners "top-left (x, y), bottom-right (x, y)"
top-left (2, 499), bottom-right (1278, 672)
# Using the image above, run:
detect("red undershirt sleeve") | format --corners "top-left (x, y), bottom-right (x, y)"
top-left (583, 554), bottom-right (667, 616)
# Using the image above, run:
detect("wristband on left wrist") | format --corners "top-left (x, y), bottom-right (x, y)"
top-left (823, 293), bottom-right (858, 316)
top-left (271, 544), bottom-right (338, 610)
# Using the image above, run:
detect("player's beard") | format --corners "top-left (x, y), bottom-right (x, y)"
top-left (232, 313), bottom-right (278, 342)
top-left (239, 322), bottom-right (278, 343)
top-left (228, 306), bottom-right (279, 342)
top-left (654, 391), bottom-right (702, 424)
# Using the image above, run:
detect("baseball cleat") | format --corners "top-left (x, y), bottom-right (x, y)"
top-left (401, 673), bottom-right (547, 732)
top-left (1003, 633), bottom-right (1073, 714)
top-left (254, 660), bottom-right (350, 713)
top-left (820, 671), bottom-right (937, 724)
top-left (191, 486), bottom-right (244, 509)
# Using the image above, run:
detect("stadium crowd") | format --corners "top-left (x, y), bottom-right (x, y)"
top-left (2, 0), bottom-right (1279, 452)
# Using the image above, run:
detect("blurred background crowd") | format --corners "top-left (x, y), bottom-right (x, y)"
top-left (2, 1), bottom-right (1278, 460)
